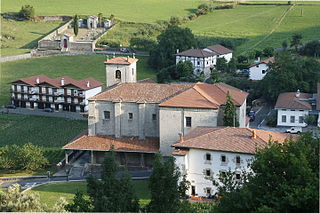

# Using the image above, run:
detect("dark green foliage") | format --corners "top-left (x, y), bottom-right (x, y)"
top-left (237, 55), bottom-right (248, 64)
top-left (265, 111), bottom-right (277, 127)
top-left (149, 26), bottom-right (197, 69)
top-left (169, 16), bottom-right (182, 26)
top-left (178, 200), bottom-right (216, 213)
top-left (19, 5), bottom-right (35, 20)
top-left (215, 4), bottom-right (235, 10)
top-left (216, 57), bottom-right (228, 72)
top-left (282, 40), bottom-right (288, 50)
top-left (157, 61), bottom-right (195, 83)
top-left (130, 37), bottom-right (156, 51)
top-left (254, 50), bottom-right (263, 58)
top-left (300, 40), bottom-right (320, 57)
top-left (215, 133), bottom-right (319, 213)
top-left (210, 69), bottom-right (223, 83)
top-left (257, 52), bottom-right (320, 103)
top-left (291, 33), bottom-right (303, 52)
top-left (223, 92), bottom-right (238, 127)
top-left (0, 143), bottom-right (48, 171)
top-left (87, 151), bottom-right (139, 212)
top-left (227, 57), bottom-right (237, 74)
top-left (303, 114), bottom-right (317, 126)
top-left (148, 154), bottom-right (181, 213)
top-left (178, 174), bottom-right (191, 198)
top-left (65, 191), bottom-right (92, 212)
top-left (263, 47), bottom-right (274, 57)
top-left (73, 15), bottom-right (79, 36)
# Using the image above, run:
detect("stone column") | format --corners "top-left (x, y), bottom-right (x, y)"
top-left (65, 151), bottom-right (69, 164)
top-left (138, 102), bottom-right (146, 139)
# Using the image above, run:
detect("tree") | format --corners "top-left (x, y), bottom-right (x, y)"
top-left (210, 69), bottom-right (223, 83)
top-left (19, 5), bottom-right (35, 20)
top-left (149, 26), bottom-right (197, 69)
top-left (263, 47), bottom-right (274, 57)
top-left (223, 92), bottom-right (238, 127)
top-left (227, 57), bottom-right (237, 74)
top-left (282, 40), bottom-right (288, 50)
top-left (178, 174), bottom-right (190, 199)
top-left (214, 133), bottom-right (319, 213)
top-left (97, 13), bottom-right (103, 27)
top-left (300, 40), bottom-right (320, 57)
top-left (216, 58), bottom-right (228, 72)
top-left (87, 151), bottom-right (139, 212)
top-left (237, 55), bottom-right (248, 64)
top-left (148, 154), bottom-right (181, 213)
top-left (51, 197), bottom-right (68, 212)
top-left (303, 114), bottom-right (317, 126)
top-left (291, 33), bottom-right (302, 52)
top-left (176, 61), bottom-right (194, 80)
top-left (254, 50), bottom-right (263, 59)
top-left (65, 191), bottom-right (92, 212)
top-left (169, 16), bottom-right (182, 26)
top-left (73, 15), bottom-right (79, 36)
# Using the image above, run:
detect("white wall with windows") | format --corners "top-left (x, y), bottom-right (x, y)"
top-left (276, 108), bottom-right (309, 127)
top-left (174, 148), bottom-right (254, 197)
top-left (249, 63), bottom-right (269, 80)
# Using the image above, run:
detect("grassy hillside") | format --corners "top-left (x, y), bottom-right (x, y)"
top-left (1, 18), bottom-right (64, 57)
top-left (0, 55), bottom-right (156, 106)
top-left (184, 4), bottom-right (320, 54)
top-left (1, 0), bottom-right (204, 23)
top-left (30, 180), bottom-right (150, 208)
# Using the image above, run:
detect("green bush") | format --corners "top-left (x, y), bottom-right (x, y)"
top-left (215, 4), bottom-right (235, 10)
top-left (266, 112), bottom-right (277, 127)
top-left (19, 5), bottom-right (35, 20)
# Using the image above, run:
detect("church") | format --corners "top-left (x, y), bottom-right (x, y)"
top-left (63, 56), bottom-right (248, 171)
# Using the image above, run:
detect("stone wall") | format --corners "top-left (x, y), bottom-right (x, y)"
top-left (69, 41), bottom-right (94, 52)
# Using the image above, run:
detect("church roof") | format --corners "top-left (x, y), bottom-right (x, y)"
top-left (104, 57), bottom-right (138, 65)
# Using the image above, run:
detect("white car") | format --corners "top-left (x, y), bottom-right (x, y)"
top-left (286, 127), bottom-right (302, 134)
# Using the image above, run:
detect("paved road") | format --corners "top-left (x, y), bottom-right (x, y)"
top-left (0, 107), bottom-right (87, 120)
top-left (249, 104), bottom-right (272, 129)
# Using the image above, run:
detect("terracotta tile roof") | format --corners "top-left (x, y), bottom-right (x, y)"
top-left (89, 83), bottom-right (194, 103)
top-left (248, 57), bottom-right (275, 68)
top-left (317, 83), bottom-right (320, 110)
top-left (104, 57), bottom-right (138, 65)
top-left (11, 75), bottom-right (103, 90)
top-left (206, 44), bottom-right (233, 55)
top-left (275, 92), bottom-right (312, 110)
top-left (159, 82), bottom-right (248, 108)
top-left (175, 49), bottom-right (216, 58)
top-left (172, 149), bottom-right (189, 156)
top-left (63, 133), bottom-right (159, 153)
top-left (173, 127), bottom-right (292, 154)
top-left (137, 78), bottom-right (156, 83)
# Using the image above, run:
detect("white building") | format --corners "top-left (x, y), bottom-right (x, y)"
top-left (175, 44), bottom-right (233, 78)
top-left (172, 126), bottom-right (291, 197)
top-left (275, 90), bottom-right (318, 127)
top-left (10, 75), bottom-right (103, 112)
top-left (248, 57), bottom-right (274, 80)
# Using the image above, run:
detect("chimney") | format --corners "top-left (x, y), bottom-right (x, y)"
top-left (61, 78), bottom-right (65, 86)
top-left (86, 81), bottom-right (90, 88)
top-left (113, 53), bottom-right (115, 58)
top-left (251, 130), bottom-right (257, 139)
top-left (36, 77), bottom-right (40, 84)
top-left (295, 89), bottom-right (300, 98)
top-left (178, 132), bottom-right (184, 142)
top-left (132, 53), bottom-right (135, 58)
top-left (176, 49), bottom-right (179, 53)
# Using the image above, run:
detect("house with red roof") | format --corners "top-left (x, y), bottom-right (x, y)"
top-left (10, 75), bottom-right (103, 112)
top-left (248, 57), bottom-right (275, 80)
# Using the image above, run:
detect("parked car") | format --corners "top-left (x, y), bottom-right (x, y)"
top-left (286, 127), bottom-right (302, 134)
top-left (249, 110), bottom-right (255, 121)
top-left (5, 104), bottom-right (16, 109)
top-left (120, 47), bottom-right (129, 53)
top-left (44, 108), bottom-right (54, 112)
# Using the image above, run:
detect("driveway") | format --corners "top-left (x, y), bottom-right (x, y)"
top-left (0, 107), bottom-right (87, 120)
top-left (249, 104), bottom-right (272, 129)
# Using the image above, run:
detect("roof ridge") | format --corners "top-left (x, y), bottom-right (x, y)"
top-left (181, 126), bottom-right (228, 143)
top-left (193, 84), bottom-right (220, 107)
top-left (215, 83), bottom-right (241, 105)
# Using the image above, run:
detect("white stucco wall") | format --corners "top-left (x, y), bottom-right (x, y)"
top-left (159, 107), bottom-right (219, 156)
top-left (175, 149), bottom-right (254, 197)
top-left (276, 108), bottom-right (309, 127)
top-left (175, 55), bottom-right (216, 78)
top-left (106, 62), bottom-right (137, 87)
top-left (249, 63), bottom-right (269, 80)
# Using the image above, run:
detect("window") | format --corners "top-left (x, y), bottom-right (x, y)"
top-left (104, 111), bottom-right (110, 119)
top-left (235, 173), bottom-right (241, 180)
top-left (115, 70), bottom-right (121, 79)
top-left (290, 109), bottom-right (295, 111)
top-left (152, 114), bottom-right (157, 120)
top-left (205, 169), bottom-right (211, 177)
top-left (206, 153), bottom-right (211, 161)
top-left (132, 68), bottom-right (134, 75)
top-left (256, 65), bottom-right (259, 68)
top-left (282, 115), bottom-right (286, 123)
top-left (262, 70), bottom-right (266, 74)
top-left (206, 188), bottom-right (211, 195)
top-left (282, 109), bottom-right (287, 111)
top-left (290, 116), bottom-right (295, 123)
top-left (236, 156), bottom-right (241, 164)
top-left (128, 113), bottom-right (133, 120)
top-left (206, 61), bottom-right (208, 65)
top-left (221, 155), bottom-right (226, 163)
top-left (197, 61), bottom-right (200, 65)
top-left (186, 117), bottom-right (192, 127)
top-left (299, 116), bottom-right (304, 123)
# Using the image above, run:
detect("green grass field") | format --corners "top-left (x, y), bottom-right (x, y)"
top-left (0, 55), bottom-right (156, 106)
top-left (184, 4), bottom-right (320, 53)
top-left (1, 18), bottom-right (64, 57)
top-left (1, 0), bottom-right (204, 23)
top-left (30, 180), bottom-right (150, 209)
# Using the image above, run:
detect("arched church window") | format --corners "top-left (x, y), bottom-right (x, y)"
top-left (115, 70), bottom-right (121, 79)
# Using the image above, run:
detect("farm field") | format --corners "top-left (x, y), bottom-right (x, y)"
top-left (1, 18), bottom-right (64, 57)
top-left (30, 180), bottom-right (150, 208)
top-left (1, 0), bottom-right (205, 23)
top-left (0, 55), bottom-right (157, 106)
top-left (184, 4), bottom-right (320, 53)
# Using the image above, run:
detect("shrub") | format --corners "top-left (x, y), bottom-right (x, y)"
top-left (263, 47), bottom-right (274, 57)
top-left (300, 40), bottom-right (320, 57)
top-left (19, 5), bottom-right (35, 20)
top-left (266, 111), bottom-right (277, 127)
top-left (215, 4), bottom-right (235, 10)
top-left (169, 16), bottom-right (182, 26)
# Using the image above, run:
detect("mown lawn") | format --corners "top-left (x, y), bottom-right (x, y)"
top-left (0, 54), bottom-right (157, 106)
top-left (1, 0), bottom-right (204, 23)
top-left (0, 18), bottom-right (64, 57)
top-left (184, 4), bottom-right (320, 54)
top-left (30, 180), bottom-right (150, 209)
